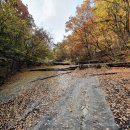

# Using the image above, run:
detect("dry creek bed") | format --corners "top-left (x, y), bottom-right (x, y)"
top-left (0, 67), bottom-right (130, 130)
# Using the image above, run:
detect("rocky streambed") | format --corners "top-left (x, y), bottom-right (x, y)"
top-left (0, 66), bottom-right (129, 130)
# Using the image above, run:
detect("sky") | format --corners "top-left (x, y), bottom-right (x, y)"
top-left (22, 0), bottom-right (84, 43)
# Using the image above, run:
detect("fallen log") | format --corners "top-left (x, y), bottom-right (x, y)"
top-left (31, 71), bottom-right (71, 82)
top-left (30, 62), bottom-right (130, 72)
top-left (107, 62), bottom-right (130, 67)
top-left (52, 62), bottom-right (70, 65)
top-left (90, 72), bottom-right (117, 76)
top-left (80, 64), bottom-right (101, 69)
top-left (81, 62), bottom-right (130, 69)
top-left (76, 60), bottom-right (102, 65)
top-left (30, 66), bottom-right (78, 71)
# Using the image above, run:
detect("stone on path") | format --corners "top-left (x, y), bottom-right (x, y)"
top-left (33, 77), bottom-right (117, 130)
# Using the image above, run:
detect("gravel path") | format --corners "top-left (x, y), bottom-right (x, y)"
top-left (33, 77), bottom-right (117, 130)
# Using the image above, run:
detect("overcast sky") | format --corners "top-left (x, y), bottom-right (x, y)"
top-left (22, 0), bottom-right (84, 43)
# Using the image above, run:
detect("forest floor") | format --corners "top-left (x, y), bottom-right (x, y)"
top-left (0, 66), bottom-right (130, 130)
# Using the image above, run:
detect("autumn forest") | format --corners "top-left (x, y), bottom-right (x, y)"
top-left (0, 0), bottom-right (130, 78)
top-left (0, 0), bottom-right (53, 80)
top-left (0, 0), bottom-right (130, 129)
top-left (55, 0), bottom-right (130, 62)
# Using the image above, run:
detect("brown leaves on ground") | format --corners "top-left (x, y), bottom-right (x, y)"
top-left (99, 67), bottom-right (130, 130)
top-left (0, 75), bottom-right (64, 130)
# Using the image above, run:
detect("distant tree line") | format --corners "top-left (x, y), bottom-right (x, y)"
top-left (0, 0), bottom-right (52, 83)
top-left (55, 0), bottom-right (130, 62)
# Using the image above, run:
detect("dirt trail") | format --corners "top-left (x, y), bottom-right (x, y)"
top-left (33, 77), bottom-right (117, 130)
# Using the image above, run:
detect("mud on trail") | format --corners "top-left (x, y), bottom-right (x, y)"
top-left (0, 67), bottom-right (129, 130)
